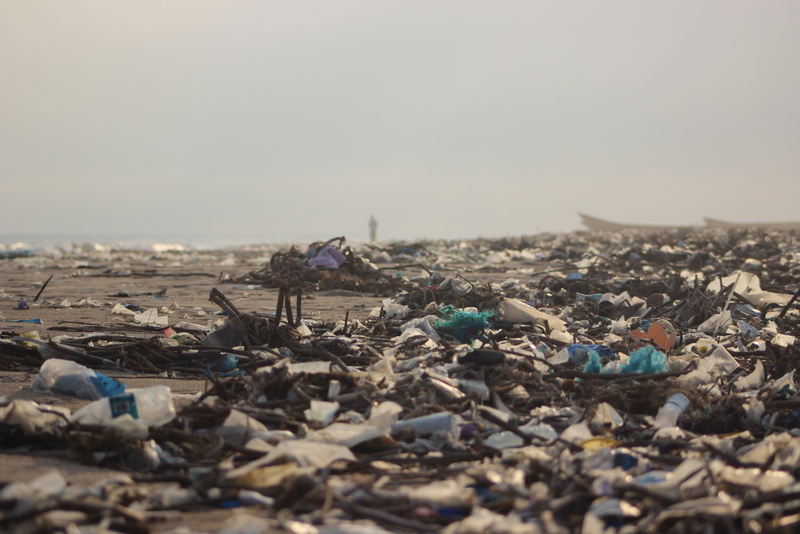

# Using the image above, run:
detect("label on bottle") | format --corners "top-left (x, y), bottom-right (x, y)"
top-left (109, 393), bottom-right (139, 420)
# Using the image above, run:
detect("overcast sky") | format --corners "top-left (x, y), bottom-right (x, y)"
top-left (2, 1), bottom-right (799, 243)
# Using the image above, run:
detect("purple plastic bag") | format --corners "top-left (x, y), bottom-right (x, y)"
top-left (308, 246), bottom-right (346, 268)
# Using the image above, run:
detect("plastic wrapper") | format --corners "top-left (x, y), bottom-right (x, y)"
top-left (0, 399), bottom-right (69, 434)
top-left (307, 401), bottom-right (401, 447)
top-left (216, 409), bottom-right (272, 446)
top-left (0, 471), bottom-right (67, 516)
top-left (496, 298), bottom-right (567, 331)
top-left (304, 400), bottom-right (339, 427)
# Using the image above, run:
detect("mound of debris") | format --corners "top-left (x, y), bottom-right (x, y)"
top-left (227, 237), bottom-right (422, 296)
top-left (2, 228), bottom-right (800, 533)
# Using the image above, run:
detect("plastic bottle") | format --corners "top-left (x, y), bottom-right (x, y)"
top-left (70, 386), bottom-right (175, 427)
top-left (653, 393), bottom-right (690, 428)
top-left (392, 412), bottom-right (458, 437)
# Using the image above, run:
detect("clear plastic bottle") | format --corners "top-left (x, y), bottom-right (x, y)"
top-left (654, 393), bottom-right (690, 428)
top-left (392, 412), bottom-right (458, 437)
top-left (70, 385), bottom-right (176, 427)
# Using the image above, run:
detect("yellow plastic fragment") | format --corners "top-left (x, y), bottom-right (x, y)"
top-left (580, 437), bottom-right (621, 450)
top-left (229, 462), bottom-right (300, 489)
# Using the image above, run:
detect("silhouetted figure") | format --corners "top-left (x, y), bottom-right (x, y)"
top-left (369, 215), bottom-right (377, 243)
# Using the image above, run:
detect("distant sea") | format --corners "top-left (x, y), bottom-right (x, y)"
top-left (0, 233), bottom-right (353, 253)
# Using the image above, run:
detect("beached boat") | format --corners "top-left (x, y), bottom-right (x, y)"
top-left (703, 218), bottom-right (800, 230)
top-left (578, 213), bottom-right (694, 232)
top-left (579, 213), bottom-right (800, 232)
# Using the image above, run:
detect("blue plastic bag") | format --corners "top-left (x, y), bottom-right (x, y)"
top-left (619, 345), bottom-right (668, 374)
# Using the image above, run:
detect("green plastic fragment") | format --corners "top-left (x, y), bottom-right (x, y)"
top-left (434, 305), bottom-right (494, 343)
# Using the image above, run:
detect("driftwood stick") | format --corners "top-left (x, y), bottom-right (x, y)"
top-left (34, 275), bottom-right (53, 302)
top-left (45, 341), bottom-right (113, 368)
top-left (336, 499), bottom-right (439, 532)
top-left (478, 406), bottom-right (532, 445)
top-left (545, 367), bottom-right (692, 382)
top-left (209, 288), bottom-right (254, 348)
top-left (322, 236), bottom-right (346, 248)
top-left (292, 346), bottom-right (349, 373)
top-left (274, 285), bottom-right (284, 327)
top-left (283, 282), bottom-right (294, 328)
top-left (778, 287), bottom-right (800, 320)
top-left (295, 287), bottom-right (302, 327)
top-left (377, 263), bottom-right (432, 275)
top-left (270, 285), bottom-right (285, 345)
top-left (209, 287), bottom-right (244, 318)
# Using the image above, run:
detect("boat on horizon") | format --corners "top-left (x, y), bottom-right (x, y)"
top-left (579, 213), bottom-right (800, 232)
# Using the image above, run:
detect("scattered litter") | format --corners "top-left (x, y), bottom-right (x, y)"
top-left (3, 229), bottom-right (800, 533)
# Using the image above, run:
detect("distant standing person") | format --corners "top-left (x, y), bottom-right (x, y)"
top-left (369, 215), bottom-right (377, 243)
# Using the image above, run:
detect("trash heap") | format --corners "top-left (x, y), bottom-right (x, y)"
top-left (2, 228), bottom-right (800, 533)
top-left (228, 237), bottom-right (419, 295)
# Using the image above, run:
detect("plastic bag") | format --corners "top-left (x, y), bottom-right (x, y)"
top-left (308, 246), bottom-right (346, 268)
top-left (30, 358), bottom-right (126, 400)
top-left (619, 346), bottom-right (669, 374)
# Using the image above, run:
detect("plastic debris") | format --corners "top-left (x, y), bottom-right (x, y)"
top-left (308, 245), bottom-right (347, 268)
top-left (134, 308), bottom-right (169, 326)
top-left (70, 385), bottom-right (176, 427)
top-left (4, 318), bottom-right (43, 324)
top-left (304, 400), bottom-right (339, 427)
top-left (30, 358), bottom-right (126, 400)
top-left (619, 345), bottom-right (669, 374)
top-left (392, 411), bottom-right (459, 438)
top-left (653, 393), bottom-right (691, 428)
top-left (496, 297), bottom-right (567, 331)
top-left (3, 229), bottom-right (800, 533)
top-left (630, 322), bottom-right (677, 351)
top-left (434, 305), bottom-right (493, 343)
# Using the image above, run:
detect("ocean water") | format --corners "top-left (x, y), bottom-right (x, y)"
top-left (0, 233), bottom-right (345, 254)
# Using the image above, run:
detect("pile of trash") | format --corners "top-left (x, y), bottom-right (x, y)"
top-left (227, 237), bottom-right (421, 295)
top-left (2, 227), bottom-right (800, 533)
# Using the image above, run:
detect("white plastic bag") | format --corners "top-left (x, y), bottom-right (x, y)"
top-left (30, 359), bottom-right (125, 400)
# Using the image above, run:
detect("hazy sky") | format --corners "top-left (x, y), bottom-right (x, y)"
top-left (2, 1), bottom-right (799, 243)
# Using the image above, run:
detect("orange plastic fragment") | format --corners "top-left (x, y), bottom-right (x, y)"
top-left (630, 322), bottom-right (676, 351)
